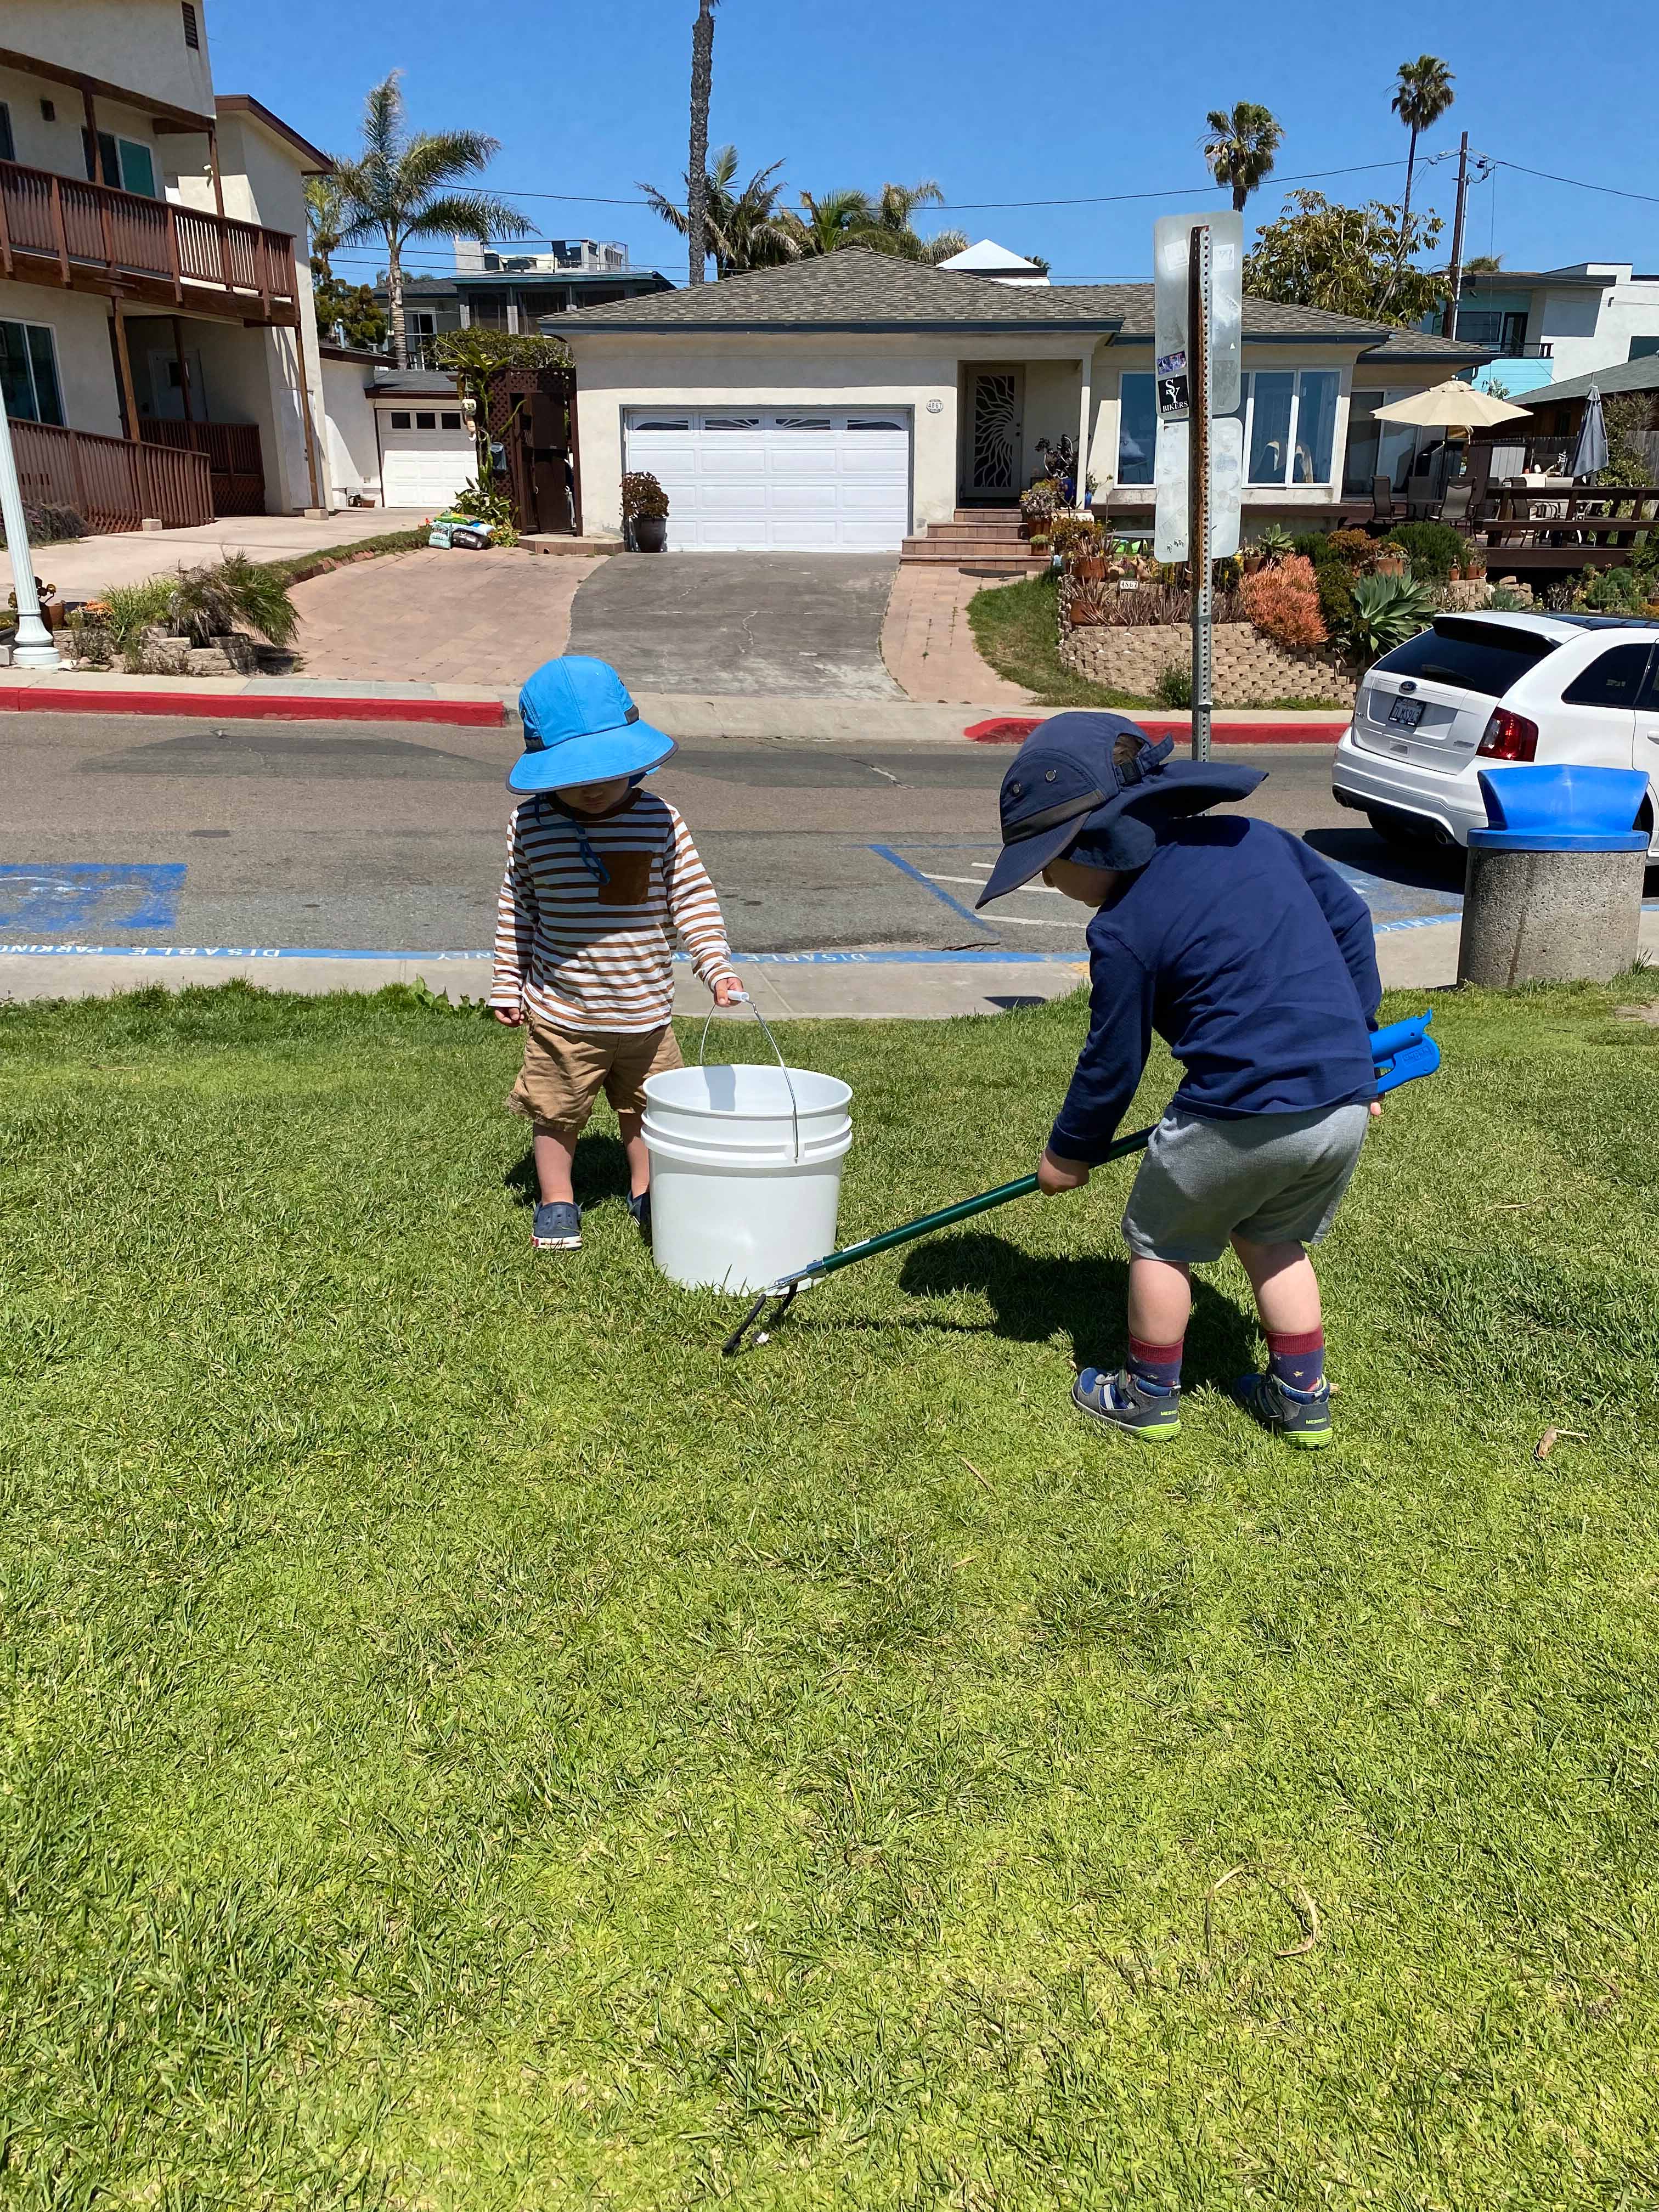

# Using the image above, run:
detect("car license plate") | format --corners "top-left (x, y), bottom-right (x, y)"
top-left (1386, 697), bottom-right (1425, 730)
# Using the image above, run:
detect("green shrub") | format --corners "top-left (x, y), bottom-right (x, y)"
top-left (1251, 522), bottom-right (1297, 560)
top-left (1154, 660), bottom-right (1193, 708)
top-left (1381, 521), bottom-right (1465, 582)
top-left (1314, 561), bottom-right (1356, 634)
top-left (451, 478), bottom-right (515, 530)
top-left (1343, 572), bottom-right (1436, 666)
top-left (1575, 562), bottom-right (1648, 614)
top-left (101, 577), bottom-right (177, 653)
top-left (169, 552), bottom-right (297, 648)
top-left (0, 501), bottom-right (86, 550)
top-left (1291, 530), bottom-right (1335, 564)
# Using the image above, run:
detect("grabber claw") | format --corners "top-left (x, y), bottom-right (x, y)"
top-left (721, 1278), bottom-right (801, 1357)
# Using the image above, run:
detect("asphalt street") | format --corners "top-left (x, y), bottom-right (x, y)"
top-left (0, 712), bottom-right (1466, 955)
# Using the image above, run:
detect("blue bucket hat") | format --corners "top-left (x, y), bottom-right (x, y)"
top-left (507, 656), bottom-right (675, 793)
top-left (975, 710), bottom-right (1265, 907)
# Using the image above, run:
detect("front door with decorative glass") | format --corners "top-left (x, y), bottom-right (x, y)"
top-left (963, 366), bottom-right (1024, 501)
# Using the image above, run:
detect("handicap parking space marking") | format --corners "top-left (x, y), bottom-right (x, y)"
top-left (869, 842), bottom-right (1078, 935)
top-left (1321, 854), bottom-right (1463, 927)
top-left (0, 864), bottom-right (186, 933)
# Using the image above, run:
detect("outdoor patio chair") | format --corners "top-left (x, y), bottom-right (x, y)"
top-left (1369, 474), bottom-right (1399, 529)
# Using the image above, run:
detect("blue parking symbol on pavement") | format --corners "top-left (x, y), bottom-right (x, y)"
top-left (0, 863), bottom-right (185, 933)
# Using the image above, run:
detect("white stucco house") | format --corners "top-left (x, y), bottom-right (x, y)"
top-left (560, 248), bottom-right (1488, 552)
top-left (0, 1), bottom-right (379, 523)
top-left (1441, 263), bottom-right (1659, 398)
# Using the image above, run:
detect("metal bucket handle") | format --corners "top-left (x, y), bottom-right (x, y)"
top-left (696, 990), bottom-right (802, 1164)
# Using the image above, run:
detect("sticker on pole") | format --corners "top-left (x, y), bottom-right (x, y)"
top-left (1155, 350), bottom-right (1190, 421)
top-left (1154, 415), bottom-right (1243, 564)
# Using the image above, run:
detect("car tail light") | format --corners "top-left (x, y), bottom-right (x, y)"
top-left (1477, 708), bottom-right (1539, 761)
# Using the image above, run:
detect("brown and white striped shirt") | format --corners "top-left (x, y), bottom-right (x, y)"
top-left (490, 789), bottom-right (737, 1033)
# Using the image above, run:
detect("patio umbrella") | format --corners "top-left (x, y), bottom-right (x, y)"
top-left (1371, 379), bottom-right (1532, 431)
top-left (1569, 385), bottom-right (1609, 479)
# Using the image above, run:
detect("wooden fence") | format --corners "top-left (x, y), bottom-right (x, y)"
top-left (12, 419), bottom-right (213, 533)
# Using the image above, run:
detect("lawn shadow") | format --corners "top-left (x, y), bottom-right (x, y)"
top-left (503, 1133), bottom-right (631, 1211)
top-left (898, 1230), bottom-right (1260, 1382)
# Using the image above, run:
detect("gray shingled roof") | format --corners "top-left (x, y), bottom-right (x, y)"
top-left (1356, 326), bottom-right (1492, 364)
top-left (1504, 353), bottom-right (1659, 408)
top-left (560, 247), bottom-right (1421, 345)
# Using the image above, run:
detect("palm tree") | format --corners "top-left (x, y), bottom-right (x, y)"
top-left (641, 146), bottom-right (799, 277)
top-left (862, 178), bottom-right (968, 264)
top-left (1391, 55), bottom-right (1455, 257)
top-left (686, 0), bottom-right (717, 287)
top-left (330, 72), bottom-right (531, 368)
top-left (783, 188), bottom-right (879, 258)
top-left (1201, 102), bottom-right (1283, 213)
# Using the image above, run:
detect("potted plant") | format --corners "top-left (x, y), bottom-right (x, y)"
top-left (621, 470), bottom-right (670, 552)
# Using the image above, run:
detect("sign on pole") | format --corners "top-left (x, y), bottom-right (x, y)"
top-left (1152, 211), bottom-right (1243, 760)
top-left (1153, 211), bottom-right (1242, 416)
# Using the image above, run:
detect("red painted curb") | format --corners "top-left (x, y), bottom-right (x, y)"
top-left (964, 713), bottom-right (1345, 746)
top-left (0, 686), bottom-right (506, 727)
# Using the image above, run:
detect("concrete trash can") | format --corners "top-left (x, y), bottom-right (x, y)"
top-left (1458, 765), bottom-right (1650, 987)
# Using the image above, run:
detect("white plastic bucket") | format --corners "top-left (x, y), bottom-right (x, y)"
top-left (642, 1055), bottom-right (853, 1292)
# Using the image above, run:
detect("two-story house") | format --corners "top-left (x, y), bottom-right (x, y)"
top-left (0, 0), bottom-right (332, 526)
top-left (1434, 262), bottom-right (1659, 398)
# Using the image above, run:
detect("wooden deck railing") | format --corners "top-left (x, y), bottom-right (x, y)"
top-left (142, 419), bottom-right (265, 515)
top-left (13, 418), bottom-right (214, 533)
top-left (0, 158), bottom-right (297, 321)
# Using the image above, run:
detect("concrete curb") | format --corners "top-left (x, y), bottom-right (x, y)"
top-left (0, 672), bottom-right (506, 727)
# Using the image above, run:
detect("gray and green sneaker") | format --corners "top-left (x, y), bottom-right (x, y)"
top-left (1073, 1365), bottom-right (1182, 1442)
top-left (1233, 1372), bottom-right (1333, 1448)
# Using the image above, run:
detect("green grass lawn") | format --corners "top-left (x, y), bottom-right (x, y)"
top-left (969, 574), bottom-right (1148, 708)
top-left (5, 978), bottom-right (1659, 2208)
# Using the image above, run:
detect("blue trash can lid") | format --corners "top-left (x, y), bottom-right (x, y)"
top-left (1468, 765), bottom-right (1651, 851)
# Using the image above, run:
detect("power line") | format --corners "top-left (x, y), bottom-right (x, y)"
top-left (1491, 156), bottom-right (1659, 209)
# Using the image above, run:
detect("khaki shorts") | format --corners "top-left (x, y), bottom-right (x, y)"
top-left (507, 1018), bottom-right (682, 1138)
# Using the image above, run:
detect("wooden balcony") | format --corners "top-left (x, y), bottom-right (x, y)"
top-left (0, 157), bottom-right (298, 326)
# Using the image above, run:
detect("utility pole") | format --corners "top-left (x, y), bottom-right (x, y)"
top-left (0, 389), bottom-right (59, 670)
top-left (1187, 223), bottom-right (1212, 764)
top-left (1446, 131), bottom-right (1470, 339)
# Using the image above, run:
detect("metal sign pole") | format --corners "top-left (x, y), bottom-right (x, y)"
top-left (1187, 223), bottom-right (1212, 762)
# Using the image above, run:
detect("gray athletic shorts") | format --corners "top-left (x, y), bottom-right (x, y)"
top-left (1120, 1102), bottom-right (1371, 1265)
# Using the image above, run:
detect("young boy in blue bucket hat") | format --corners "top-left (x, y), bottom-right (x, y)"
top-left (978, 712), bottom-right (1382, 1447)
top-left (490, 656), bottom-right (743, 1252)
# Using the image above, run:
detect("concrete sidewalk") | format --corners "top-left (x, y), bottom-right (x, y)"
top-left (4, 909), bottom-right (1604, 1013)
top-left (32, 510), bottom-right (431, 598)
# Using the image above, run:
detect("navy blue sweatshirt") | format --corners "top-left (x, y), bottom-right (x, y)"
top-left (1048, 818), bottom-right (1383, 1165)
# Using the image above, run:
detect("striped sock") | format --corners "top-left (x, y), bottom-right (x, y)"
top-left (1267, 1328), bottom-right (1325, 1394)
top-left (1127, 1334), bottom-right (1184, 1396)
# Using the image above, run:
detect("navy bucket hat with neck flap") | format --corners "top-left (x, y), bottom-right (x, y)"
top-left (975, 710), bottom-right (1266, 907)
top-left (508, 656), bottom-right (676, 793)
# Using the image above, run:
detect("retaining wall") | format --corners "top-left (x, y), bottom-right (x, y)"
top-left (1059, 620), bottom-right (1354, 707)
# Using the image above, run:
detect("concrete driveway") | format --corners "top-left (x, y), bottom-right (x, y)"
top-left (567, 553), bottom-right (903, 699)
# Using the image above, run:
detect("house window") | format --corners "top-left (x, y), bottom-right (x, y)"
top-left (441, 410), bottom-right (462, 429)
top-left (82, 131), bottom-right (157, 196)
top-left (774, 415), bottom-right (832, 431)
top-left (0, 103), bottom-right (13, 163)
top-left (1453, 308), bottom-right (1528, 352)
top-left (388, 411), bottom-right (411, 429)
top-left (1629, 336), bottom-right (1659, 361)
top-left (0, 321), bottom-right (65, 426)
top-left (1120, 369), bottom-right (1338, 489)
top-left (415, 411), bottom-right (436, 430)
top-left (845, 415), bottom-right (904, 431)
top-left (182, 1), bottom-right (200, 44)
top-left (1116, 374), bottom-right (1158, 485)
top-left (702, 415), bottom-right (761, 430)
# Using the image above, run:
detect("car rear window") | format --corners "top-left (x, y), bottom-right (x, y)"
top-left (1373, 618), bottom-right (1561, 698)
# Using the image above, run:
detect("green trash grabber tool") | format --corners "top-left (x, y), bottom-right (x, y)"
top-left (720, 1012), bottom-right (1440, 1356)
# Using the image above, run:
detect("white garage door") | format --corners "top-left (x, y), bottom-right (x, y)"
top-left (377, 405), bottom-right (474, 509)
top-left (624, 407), bottom-right (911, 550)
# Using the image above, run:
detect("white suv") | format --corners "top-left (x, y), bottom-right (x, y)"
top-left (1331, 612), bottom-right (1659, 854)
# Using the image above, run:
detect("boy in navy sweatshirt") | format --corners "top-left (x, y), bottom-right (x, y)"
top-left (977, 713), bottom-right (1381, 1447)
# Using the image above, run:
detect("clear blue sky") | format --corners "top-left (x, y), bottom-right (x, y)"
top-left (211, 0), bottom-right (1658, 286)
